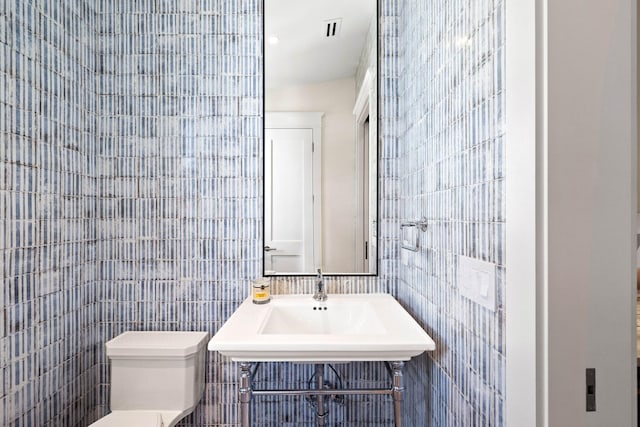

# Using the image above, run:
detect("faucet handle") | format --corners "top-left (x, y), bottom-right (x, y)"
top-left (313, 268), bottom-right (327, 301)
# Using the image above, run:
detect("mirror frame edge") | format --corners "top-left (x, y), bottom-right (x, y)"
top-left (261, 0), bottom-right (381, 277)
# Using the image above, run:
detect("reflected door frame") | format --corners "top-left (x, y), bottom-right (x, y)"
top-left (265, 112), bottom-right (323, 275)
top-left (353, 69), bottom-right (377, 273)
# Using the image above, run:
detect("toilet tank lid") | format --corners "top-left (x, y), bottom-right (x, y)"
top-left (90, 411), bottom-right (162, 427)
top-left (106, 331), bottom-right (210, 358)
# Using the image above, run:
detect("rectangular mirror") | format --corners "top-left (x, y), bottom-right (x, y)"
top-left (263, 0), bottom-right (378, 276)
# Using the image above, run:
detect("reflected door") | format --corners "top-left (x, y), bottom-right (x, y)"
top-left (264, 128), bottom-right (314, 274)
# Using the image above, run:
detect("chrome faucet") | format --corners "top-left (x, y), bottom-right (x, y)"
top-left (313, 268), bottom-right (327, 301)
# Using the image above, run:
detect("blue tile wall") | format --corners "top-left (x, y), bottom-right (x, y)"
top-left (94, 0), bottom-right (265, 423)
top-left (0, 0), bottom-right (99, 426)
top-left (394, 0), bottom-right (506, 425)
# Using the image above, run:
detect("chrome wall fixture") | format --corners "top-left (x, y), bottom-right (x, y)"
top-left (400, 219), bottom-right (428, 252)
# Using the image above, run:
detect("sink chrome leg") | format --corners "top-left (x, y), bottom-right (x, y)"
top-left (391, 361), bottom-right (405, 427)
top-left (239, 363), bottom-right (252, 427)
top-left (315, 363), bottom-right (326, 426)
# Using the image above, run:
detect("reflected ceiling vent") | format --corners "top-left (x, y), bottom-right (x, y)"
top-left (324, 18), bottom-right (342, 38)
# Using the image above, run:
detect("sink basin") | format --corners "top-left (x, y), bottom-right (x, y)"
top-left (208, 294), bottom-right (435, 362)
top-left (260, 300), bottom-right (386, 335)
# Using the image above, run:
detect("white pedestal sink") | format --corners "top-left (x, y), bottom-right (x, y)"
top-left (208, 293), bottom-right (435, 362)
top-left (208, 293), bottom-right (435, 427)
top-left (208, 294), bottom-right (435, 363)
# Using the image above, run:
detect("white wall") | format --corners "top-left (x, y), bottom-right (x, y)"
top-left (507, 0), bottom-right (637, 425)
top-left (355, 17), bottom-right (376, 95)
top-left (266, 78), bottom-right (358, 273)
top-left (505, 0), bottom-right (538, 423)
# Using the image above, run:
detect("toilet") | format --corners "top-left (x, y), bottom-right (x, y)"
top-left (90, 331), bottom-right (209, 427)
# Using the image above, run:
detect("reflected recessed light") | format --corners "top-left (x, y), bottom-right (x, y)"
top-left (268, 35), bottom-right (280, 45)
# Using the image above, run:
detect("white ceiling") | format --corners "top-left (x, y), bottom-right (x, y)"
top-left (265, 0), bottom-right (375, 90)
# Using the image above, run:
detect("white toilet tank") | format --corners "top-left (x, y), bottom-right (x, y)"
top-left (106, 331), bottom-right (209, 413)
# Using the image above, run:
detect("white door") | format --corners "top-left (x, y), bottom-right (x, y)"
top-left (264, 128), bottom-right (314, 274)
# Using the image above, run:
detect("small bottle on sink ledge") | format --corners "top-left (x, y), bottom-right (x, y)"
top-left (252, 278), bottom-right (271, 304)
